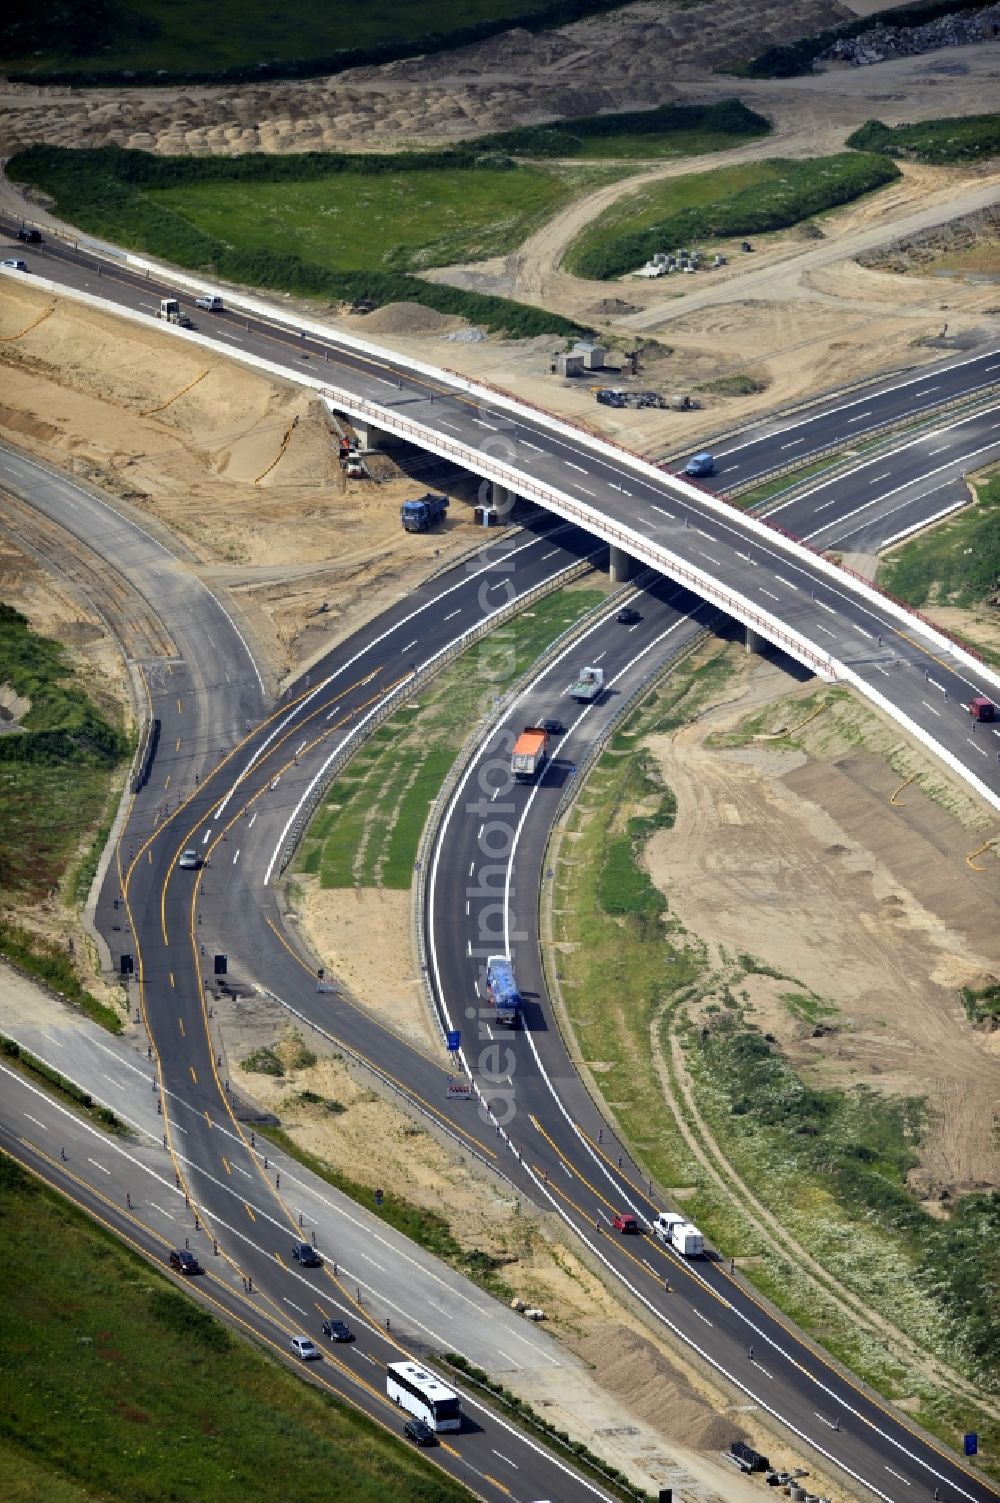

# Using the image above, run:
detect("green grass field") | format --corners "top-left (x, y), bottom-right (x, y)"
top-left (0, 1153), bottom-right (469, 1502)
top-left (149, 165), bottom-right (578, 274)
top-left (297, 584), bottom-right (607, 889)
top-left (0, 603), bottom-right (127, 1029)
top-left (878, 469), bottom-right (1000, 609)
top-left (848, 113), bottom-right (1000, 164)
top-left (0, 0), bottom-right (631, 81)
top-left (471, 99), bottom-right (770, 160)
top-left (9, 146), bottom-right (594, 337)
top-left (564, 152), bottom-right (900, 279)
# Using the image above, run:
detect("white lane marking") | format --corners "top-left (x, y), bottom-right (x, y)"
top-left (754, 1363), bottom-right (774, 1380)
top-left (967, 738), bottom-right (989, 758)
top-left (846, 410), bottom-right (872, 424)
top-left (735, 550), bottom-right (755, 564)
top-left (816, 599), bottom-right (838, 614)
top-left (492, 1450), bottom-right (518, 1469)
top-left (927, 445), bottom-right (949, 456)
top-left (815, 625), bottom-right (835, 638)
top-left (868, 473), bottom-right (891, 485)
top-left (104, 1077), bottom-right (126, 1091)
top-left (884, 1466), bottom-right (910, 1484)
top-left (774, 575), bottom-right (797, 590)
top-left (202, 828), bottom-right (212, 843)
top-left (559, 1159), bottom-right (572, 1178)
top-left (698, 552), bottom-right (722, 566)
top-left (720, 464), bottom-right (739, 473)
top-left (592, 651), bottom-right (607, 664)
top-left (874, 664), bottom-right (891, 677)
top-left (468, 861), bottom-right (474, 877)
top-left (24, 1114), bottom-right (47, 1130)
top-left (232, 848), bottom-right (241, 865)
top-left (477, 824), bottom-right (484, 839)
top-left (295, 739), bottom-right (307, 756)
top-left (356, 1251), bottom-right (386, 1271)
top-left (815, 497), bottom-right (838, 512)
top-left (650, 504), bottom-right (674, 518)
top-left (921, 701), bottom-right (941, 717)
top-left (88, 1158), bottom-right (111, 1175)
top-left (520, 439), bottom-right (543, 452)
top-left (473, 418), bottom-right (497, 430)
top-left (443, 609), bottom-right (461, 621)
top-left (284, 1298), bottom-right (308, 1315)
top-left (234, 1164), bottom-right (252, 1178)
top-left (565, 460), bottom-right (588, 474)
top-left (248, 811), bottom-right (258, 828)
top-left (270, 775), bottom-right (281, 789)
top-left (913, 384), bottom-right (940, 394)
top-left (694, 1309), bottom-right (713, 1327)
top-left (401, 639), bottom-right (417, 653)
top-left (151, 1205), bottom-right (174, 1220)
top-left (438, 418), bottom-right (460, 431)
top-left (542, 548), bottom-right (559, 560)
top-left (759, 588), bottom-right (779, 600)
top-left (780, 438), bottom-right (804, 449)
top-left (576, 485), bottom-right (597, 498)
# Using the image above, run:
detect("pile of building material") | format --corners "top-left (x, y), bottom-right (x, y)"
top-left (632, 248), bottom-right (727, 278)
top-left (818, 2), bottom-right (1000, 66)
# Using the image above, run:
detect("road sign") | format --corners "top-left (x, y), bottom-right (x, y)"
top-left (446, 1029), bottom-right (461, 1052)
top-left (965, 1433), bottom-right (978, 1456)
top-left (446, 1078), bottom-right (473, 1101)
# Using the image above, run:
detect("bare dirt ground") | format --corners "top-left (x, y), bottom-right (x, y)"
top-left (0, 1), bottom-right (845, 159)
top-left (0, 281), bottom-right (484, 682)
top-left (644, 658), bottom-right (1000, 1199)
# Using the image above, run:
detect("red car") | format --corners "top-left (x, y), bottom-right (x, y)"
top-left (613, 1213), bottom-right (640, 1234)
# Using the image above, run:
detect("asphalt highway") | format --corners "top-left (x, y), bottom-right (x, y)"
top-left (3, 219), bottom-right (998, 1500)
top-left (3, 223), bottom-right (998, 815)
top-left (424, 592), bottom-right (999, 1503)
top-left (768, 402), bottom-right (1000, 554)
top-left (679, 349), bottom-right (1000, 491)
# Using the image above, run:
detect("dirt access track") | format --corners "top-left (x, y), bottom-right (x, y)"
top-left (645, 659), bottom-right (1000, 1200)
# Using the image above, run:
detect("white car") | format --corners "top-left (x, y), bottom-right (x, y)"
top-left (178, 849), bottom-right (201, 870)
top-left (291, 1335), bottom-right (321, 1361)
top-left (1, 258), bottom-right (28, 271)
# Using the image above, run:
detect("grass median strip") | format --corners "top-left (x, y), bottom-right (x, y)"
top-left (297, 581), bottom-right (608, 891)
top-left (0, 1152), bottom-right (471, 1503)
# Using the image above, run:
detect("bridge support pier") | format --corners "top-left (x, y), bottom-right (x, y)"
top-left (609, 545), bottom-right (636, 583)
top-left (489, 482), bottom-right (519, 520)
top-left (745, 625), bottom-right (768, 657)
top-left (349, 420), bottom-right (404, 452)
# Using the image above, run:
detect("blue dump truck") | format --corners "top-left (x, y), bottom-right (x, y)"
top-left (401, 493), bottom-right (449, 532)
top-left (486, 955), bottom-right (522, 1027)
top-left (683, 452), bottom-right (714, 477)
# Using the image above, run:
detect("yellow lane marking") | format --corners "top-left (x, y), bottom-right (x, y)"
top-left (176, 697), bottom-right (183, 713)
top-left (164, 774), bottom-right (171, 789)
top-left (222, 1157), bottom-right (231, 1175)
top-left (189, 1065), bottom-right (197, 1084)
top-left (169, 972), bottom-right (175, 988)
top-left (177, 1016), bottom-right (185, 1036)
top-left (244, 1202), bottom-right (256, 1222)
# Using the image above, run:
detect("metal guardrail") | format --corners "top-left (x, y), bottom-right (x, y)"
top-left (726, 385), bottom-right (1000, 509)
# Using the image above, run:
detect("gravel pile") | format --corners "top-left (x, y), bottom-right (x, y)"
top-left (818, 2), bottom-right (1000, 66)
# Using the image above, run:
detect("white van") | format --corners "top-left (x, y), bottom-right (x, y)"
top-left (195, 293), bottom-right (224, 311)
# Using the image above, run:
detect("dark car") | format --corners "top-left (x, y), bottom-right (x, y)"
top-left (17, 227), bottom-right (42, 243)
top-left (537, 717), bottom-right (564, 735)
top-left (612, 1212), bottom-right (640, 1234)
top-left (169, 1248), bottom-right (203, 1275)
top-left (322, 1318), bottom-right (354, 1343)
top-left (292, 1241), bottom-right (322, 1268)
top-left (404, 1418), bottom-right (437, 1446)
top-left (616, 606), bottom-right (641, 625)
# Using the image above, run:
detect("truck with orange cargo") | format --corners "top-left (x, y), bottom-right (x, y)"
top-left (510, 725), bottom-right (550, 782)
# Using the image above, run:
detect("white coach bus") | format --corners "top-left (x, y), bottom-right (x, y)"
top-left (386, 1360), bottom-right (462, 1432)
